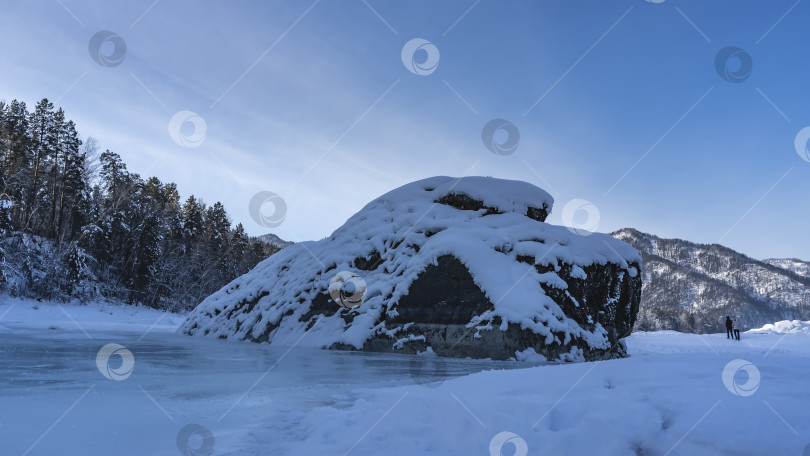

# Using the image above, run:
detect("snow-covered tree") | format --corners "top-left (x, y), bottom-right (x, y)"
top-left (0, 97), bottom-right (281, 309)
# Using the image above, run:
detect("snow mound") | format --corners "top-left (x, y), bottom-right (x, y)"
top-left (180, 176), bottom-right (641, 359)
top-left (749, 319), bottom-right (810, 334)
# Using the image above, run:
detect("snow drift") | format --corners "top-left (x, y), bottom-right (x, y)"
top-left (749, 319), bottom-right (810, 334)
top-left (180, 176), bottom-right (642, 361)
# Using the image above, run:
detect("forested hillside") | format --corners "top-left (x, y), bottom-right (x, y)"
top-left (613, 228), bottom-right (810, 333)
top-left (0, 98), bottom-right (280, 310)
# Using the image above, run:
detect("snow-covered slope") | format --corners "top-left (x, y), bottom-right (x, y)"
top-left (613, 228), bottom-right (810, 333)
top-left (181, 176), bottom-right (641, 360)
top-left (764, 258), bottom-right (810, 279)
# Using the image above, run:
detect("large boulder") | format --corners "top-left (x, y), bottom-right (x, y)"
top-left (180, 176), bottom-right (642, 362)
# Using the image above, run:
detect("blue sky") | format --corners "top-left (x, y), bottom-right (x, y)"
top-left (1, 0), bottom-right (808, 260)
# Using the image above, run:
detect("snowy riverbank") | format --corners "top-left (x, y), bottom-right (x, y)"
top-left (1, 298), bottom-right (808, 455)
top-left (0, 296), bottom-right (185, 336)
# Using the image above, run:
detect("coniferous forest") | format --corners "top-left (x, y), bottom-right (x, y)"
top-left (0, 98), bottom-right (280, 311)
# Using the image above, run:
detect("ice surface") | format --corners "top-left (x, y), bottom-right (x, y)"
top-left (3, 299), bottom-right (810, 455)
top-left (0, 299), bottom-right (528, 456)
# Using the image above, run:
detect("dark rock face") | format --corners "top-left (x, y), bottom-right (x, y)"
top-left (332, 254), bottom-right (641, 361)
top-left (435, 193), bottom-right (550, 222)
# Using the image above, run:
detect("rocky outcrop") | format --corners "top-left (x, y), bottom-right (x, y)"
top-left (181, 176), bottom-right (642, 362)
top-left (345, 254), bottom-right (640, 361)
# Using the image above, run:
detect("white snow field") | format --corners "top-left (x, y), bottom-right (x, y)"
top-left (1, 298), bottom-right (809, 456)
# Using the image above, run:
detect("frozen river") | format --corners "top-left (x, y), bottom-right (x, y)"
top-left (0, 304), bottom-right (523, 456)
top-left (3, 299), bottom-right (810, 455)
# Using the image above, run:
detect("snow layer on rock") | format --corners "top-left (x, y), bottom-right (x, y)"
top-left (180, 176), bottom-right (640, 352)
top-left (513, 347), bottom-right (547, 363)
top-left (570, 265), bottom-right (587, 280)
top-left (417, 175), bottom-right (555, 216)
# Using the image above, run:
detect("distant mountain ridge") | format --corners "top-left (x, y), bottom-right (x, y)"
top-left (612, 228), bottom-right (810, 333)
top-left (257, 233), bottom-right (294, 250)
top-left (763, 258), bottom-right (810, 279)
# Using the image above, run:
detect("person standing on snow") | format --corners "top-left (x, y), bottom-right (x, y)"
top-left (726, 316), bottom-right (734, 339)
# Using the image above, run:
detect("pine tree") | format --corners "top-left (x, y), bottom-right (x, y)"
top-left (0, 100), bottom-right (31, 229)
top-left (53, 115), bottom-right (85, 241)
top-left (99, 150), bottom-right (128, 206)
top-left (181, 195), bottom-right (205, 252)
top-left (26, 99), bottom-right (57, 234)
top-left (206, 202), bottom-right (231, 254)
top-left (230, 223), bottom-right (251, 275)
top-left (63, 244), bottom-right (86, 297)
top-left (129, 209), bottom-right (162, 302)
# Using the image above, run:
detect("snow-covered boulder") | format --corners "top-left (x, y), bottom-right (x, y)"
top-left (180, 176), bottom-right (642, 361)
top-left (749, 320), bottom-right (810, 334)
